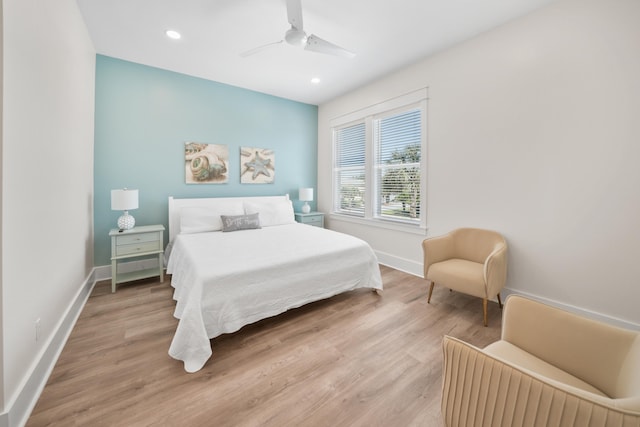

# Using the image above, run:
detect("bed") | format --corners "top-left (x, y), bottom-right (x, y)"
top-left (165, 195), bottom-right (383, 372)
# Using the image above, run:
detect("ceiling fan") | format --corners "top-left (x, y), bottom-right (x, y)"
top-left (240, 0), bottom-right (355, 58)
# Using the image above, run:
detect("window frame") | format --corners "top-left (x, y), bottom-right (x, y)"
top-left (331, 88), bottom-right (428, 233)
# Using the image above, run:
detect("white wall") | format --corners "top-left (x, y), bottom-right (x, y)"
top-left (318, 0), bottom-right (640, 328)
top-left (2, 0), bottom-right (95, 425)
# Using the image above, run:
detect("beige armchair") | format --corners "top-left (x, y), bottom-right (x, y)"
top-left (442, 295), bottom-right (640, 427)
top-left (422, 228), bottom-right (507, 326)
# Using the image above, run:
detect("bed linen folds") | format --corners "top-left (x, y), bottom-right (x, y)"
top-left (166, 223), bottom-right (382, 372)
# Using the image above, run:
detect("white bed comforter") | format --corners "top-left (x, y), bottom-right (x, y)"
top-left (166, 223), bottom-right (382, 372)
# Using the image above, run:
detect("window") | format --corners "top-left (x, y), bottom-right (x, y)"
top-left (334, 122), bottom-right (366, 217)
top-left (332, 89), bottom-right (427, 230)
top-left (374, 108), bottom-right (422, 222)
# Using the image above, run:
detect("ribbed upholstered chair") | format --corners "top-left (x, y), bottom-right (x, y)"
top-left (422, 228), bottom-right (507, 326)
top-left (442, 295), bottom-right (640, 427)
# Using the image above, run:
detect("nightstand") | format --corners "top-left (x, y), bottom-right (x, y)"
top-left (294, 212), bottom-right (324, 228)
top-left (109, 224), bottom-right (165, 293)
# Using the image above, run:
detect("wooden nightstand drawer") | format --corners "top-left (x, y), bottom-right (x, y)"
top-left (116, 232), bottom-right (160, 246)
top-left (303, 215), bottom-right (323, 226)
top-left (116, 241), bottom-right (161, 256)
top-left (294, 212), bottom-right (324, 228)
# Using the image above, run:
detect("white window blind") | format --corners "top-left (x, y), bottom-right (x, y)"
top-left (334, 122), bottom-right (366, 217)
top-left (374, 108), bottom-right (422, 223)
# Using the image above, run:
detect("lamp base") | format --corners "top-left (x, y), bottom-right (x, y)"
top-left (301, 202), bottom-right (311, 214)
top-left (117, 211), bottom-right (135, 230)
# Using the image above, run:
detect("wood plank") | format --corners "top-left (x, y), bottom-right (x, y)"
top-left (27, 265), bottom-right (502, 426)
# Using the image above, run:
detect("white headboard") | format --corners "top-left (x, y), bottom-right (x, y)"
top-left (168, 195), bottom-right (290, 242)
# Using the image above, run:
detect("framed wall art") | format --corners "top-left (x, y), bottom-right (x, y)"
top-left (240, 147), bottom-right (275, 184)
top-left (185, 142), bottom-right (229, 184)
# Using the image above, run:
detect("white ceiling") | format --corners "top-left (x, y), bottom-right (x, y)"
top-left (76, 0), bottom-right (555, 105)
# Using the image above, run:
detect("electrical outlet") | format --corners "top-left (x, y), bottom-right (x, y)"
top-left (35, 318), bottom-right (41, 342)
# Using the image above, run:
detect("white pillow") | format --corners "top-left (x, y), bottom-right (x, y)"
top-left (244, 199), bottom-right (294, 227)
top-left (179, 203), bottom-right (245, 234)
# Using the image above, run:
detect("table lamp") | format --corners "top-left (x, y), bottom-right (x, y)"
top-left (111, 188), bottom-right (139, 230)
top-left (299, 188), bottom-right (313, 214)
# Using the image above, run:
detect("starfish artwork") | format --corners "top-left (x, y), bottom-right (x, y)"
top-left (240, 147), bottom-right (275, 183)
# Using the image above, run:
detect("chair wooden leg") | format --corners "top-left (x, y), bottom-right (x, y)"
top-left (427, 282), bottom-right (435, 303)
top-left (483, 299), bottom-right (488, 327)
top-left (497, 293), bottom-right (503, 309)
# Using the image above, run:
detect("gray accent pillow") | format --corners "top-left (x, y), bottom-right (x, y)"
top-left (220, 213), bottom-right (261, 232)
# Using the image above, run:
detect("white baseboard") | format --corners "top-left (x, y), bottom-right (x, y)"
top-left (4, 269), bottom-right (97, 427)
top-left (375, 252), bottom-right (640, 331)
top-left (93, 264), bottom-right (111, 282)
top-left (375, 250), bottom-right (423, 277)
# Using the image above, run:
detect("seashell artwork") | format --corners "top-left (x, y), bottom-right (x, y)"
top-left (240, 147), bottom-right (275, 184)
top-left (185, 142), bottom-right (229, 184)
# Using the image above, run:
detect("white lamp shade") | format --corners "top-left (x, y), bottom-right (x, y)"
top-left (111, 189), bottom-right (139, 211)
top-left (299, 188), bottom-right (313, 202)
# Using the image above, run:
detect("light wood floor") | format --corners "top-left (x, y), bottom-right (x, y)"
top-left (27, 265), bottom-right (502, 427)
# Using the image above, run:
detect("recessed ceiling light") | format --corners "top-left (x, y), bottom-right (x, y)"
top-left (310, 77), bottom-right (321, 84)
top-left (165, 30), bottom-right (181, 40)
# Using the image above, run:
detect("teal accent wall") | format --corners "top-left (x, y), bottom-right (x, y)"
top-left (94, 55), bottom-right (318, 266)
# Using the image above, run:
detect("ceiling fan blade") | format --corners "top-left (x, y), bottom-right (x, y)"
top-left (286, 0), bottom-right (304, 30)
top-left (305, 34), bottom-right (355, 58)
top-left (239, 40), bottom-right (283, 57)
